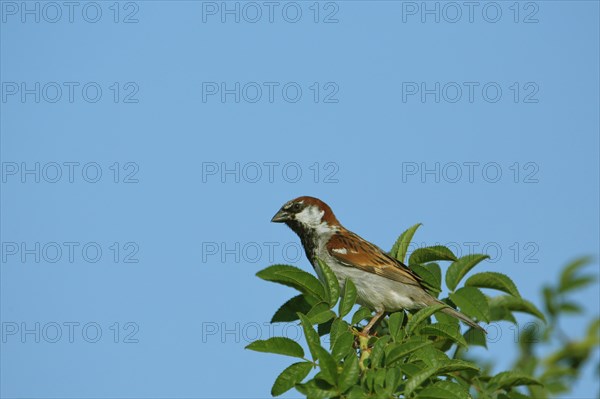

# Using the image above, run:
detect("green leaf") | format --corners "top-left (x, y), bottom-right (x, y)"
top-left (315, 346), bottom-right (338, 386)
top-left (295, 379), bottom-right (337, 398)
top-left (558, 275), bottom-right (597, 293)
top-left (388, 311), bottom-right (405, 341)
top-left (412, 345), bottom-right (450, 368)
top-left (370, 336), bottom-right (391, 368)
top-left (464, 327), bottom-right (487, 348)
top-left (404, 366), bottom-right (439, 396)
top-left (465, 272), bottom-right (521, 297)
top-left (418, 380), bottom-right (471, 399)
top-left (516, 323), bottom-right (540, 352)
top-left (586, 318), bottom-right (600, 338)
top-left (411, 263), bottom-right (442, 293)
top-left (488, 371), bottom-right (542, 390)
top-left (543, 285), bottom-right (557, 316)
top-left (257, 265), bottom-right (326, 301)
top-left (339, 354), bottom-right (360, 393)
top-left (419, 323), bottom-right (468, 347)
top-left (433, 309), bottom-right (460, 326)
top-left (424, 263), bottom-right (442, 289)
top-left (508, 391), bottom-right (535, 399)
top-left (446, 254), bottom-right (489, 291)
top-left (488, 296), bottom-right (546, 322)
top-left (437, 359), bottom-right (479, 373)
top-left (406, 304), bottom-right (448, 335)
top-left (306, 302), bottom-right (336, 325)
top-left (329, 318), bottom-right (349, 350)
top-left (271, 362), bottom-right (313, 396)
top-left (298, 313), bottom-right (321, 360)
top-left (386, 337), bottom-right (433, 365)
top-left (346, 385), bottom-right (368, 399)
top-left (245, 337), bottom-right (304, 358)
top-left (405, 360), bottom-right (478, 390)
top-left (338, 279), bottom-right (357, 318)
top-left (332, 331), bottom-right (355, 362)
top-left (308, 302), bottom-right (332, 316)
top-left (318, 319), bottom-right (334, 337)
top-left (409, 245), bottom-right (458, 265)
top-left (309, 311), bottom-right (337, 326)
top-left (364, 368), bottom-right (375, 392)
top-left (400, 361), bottom-right (428, 377)
top-left (317, 258), bottom-right (340, 307)
top-left (390, 223), bottom-right (422, 263)
top-left (271, 295), bottom-right (314, 323)
top-left (385, 367), bottom-right (402, 393)
top-left (351, 306), bottom-right (373, 325)
top-left (373, 369), bottom-right (385, 395)
top-left (558, 301), bottom-right (583, 314)
top-left (449, 287), bottom-right (490, 323)
top-left (489, 301), bottom-right (517, 323)
top-left (559, 256), bottom-right (593, 288)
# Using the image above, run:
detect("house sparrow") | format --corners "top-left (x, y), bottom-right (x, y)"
top-left (271, 196), bottom-right (485, 334)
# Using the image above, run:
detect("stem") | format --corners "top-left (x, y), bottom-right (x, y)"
top-left (358, 335), bottom-right (371, 371)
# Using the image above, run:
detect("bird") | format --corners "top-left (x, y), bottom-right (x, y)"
top-left (271, 196), bottom-right (485, 335)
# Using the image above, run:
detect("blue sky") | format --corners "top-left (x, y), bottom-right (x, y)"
top-left (1, 1), bottom-right (599, 398)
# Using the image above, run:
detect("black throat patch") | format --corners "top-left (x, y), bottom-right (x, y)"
top-left (285, 220), bottom-right (320, 266)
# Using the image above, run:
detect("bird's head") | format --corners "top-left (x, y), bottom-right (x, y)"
top-left (271, 196), bottom-right (340, 232)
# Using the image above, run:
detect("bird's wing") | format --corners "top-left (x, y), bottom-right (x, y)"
top-left (326, 230), bottom-right (424, 287)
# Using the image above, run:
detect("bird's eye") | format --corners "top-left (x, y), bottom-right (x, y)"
top-left (291, 203), bottom-right (302, 212)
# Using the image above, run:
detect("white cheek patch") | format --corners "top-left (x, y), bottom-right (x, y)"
top-left (296, 206), bottom-right (325, 227)
top-left (332, 248), bottom-right (348, 255)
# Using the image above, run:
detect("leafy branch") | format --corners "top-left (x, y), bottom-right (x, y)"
top-left (246, 225), bottom-right (597, 398)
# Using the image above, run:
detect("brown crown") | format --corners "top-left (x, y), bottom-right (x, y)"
top-left (292, 196), bottom-right (340, 225)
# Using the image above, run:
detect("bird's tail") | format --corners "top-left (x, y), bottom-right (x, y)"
top-left (436, 301), bottom-right (487, 334)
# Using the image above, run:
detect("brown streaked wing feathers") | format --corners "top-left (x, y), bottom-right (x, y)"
top-left (326, 230), bottom-right (424, 287)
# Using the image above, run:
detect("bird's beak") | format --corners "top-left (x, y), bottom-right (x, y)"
top-left (271, 209), bottom-right (290, 223)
